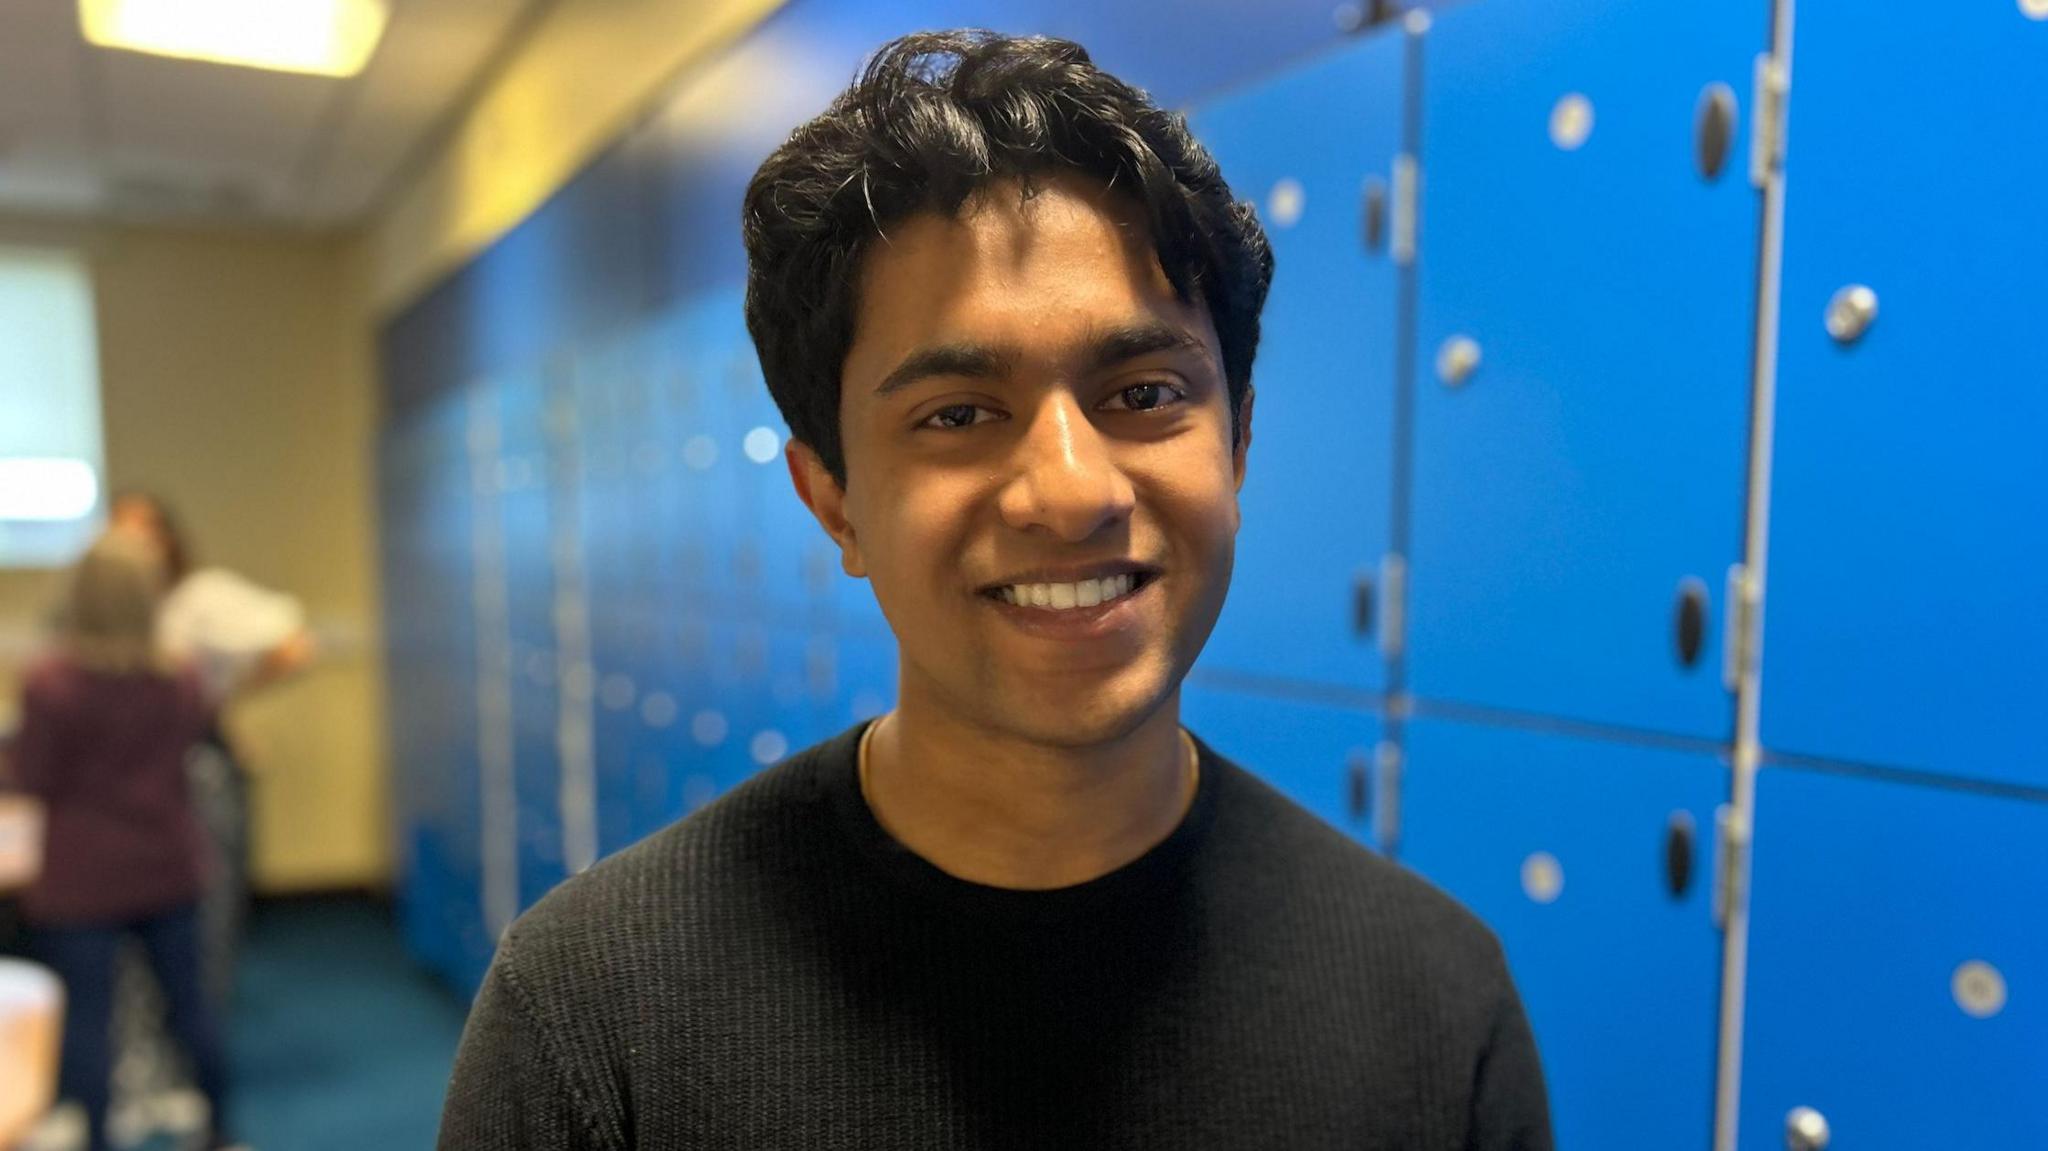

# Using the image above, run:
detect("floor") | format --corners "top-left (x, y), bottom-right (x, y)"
top-left (225, 898), bottom-right (470, 1151)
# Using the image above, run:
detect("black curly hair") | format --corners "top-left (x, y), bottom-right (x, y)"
top-left (741, 29), bottom-right (1274, 485)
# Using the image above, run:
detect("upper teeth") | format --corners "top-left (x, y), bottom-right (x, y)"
top-left (998, 573), bottom-right (1138, 610)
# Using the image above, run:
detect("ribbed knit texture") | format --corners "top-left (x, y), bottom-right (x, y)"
top-left (438, 723), bottom-right (1552, 1150)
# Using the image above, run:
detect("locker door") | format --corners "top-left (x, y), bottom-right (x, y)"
top-left (1187, 28), bottom-right (1405, 695)
top-left (1400, 718), bottom-right (1725, 1151)
top-left (715, 300), bottom-right (799, 619)
top-left (1180, 680), bottom-right (1381, 848)
top-left (571, 339), bottom-right (638, 861)
top-left (491, 369), bottom-right (568, 913)
top-left (832, 628), bottom-right (898, 738)
top-left (1738, 769), bottom-right (2048, 1150)
top-left (1759, 5), bottom-right (2048, 790)
top-left (667, 293), bottom-right (743, 610)
top-left (1408, 0), bottom-right (1764, 739)
top-left (426, 388), bottom-right (487, 983)
top-left (642, 300), bottom-right (713, 603)
top-left (646, 611), bottom-right (721, 838)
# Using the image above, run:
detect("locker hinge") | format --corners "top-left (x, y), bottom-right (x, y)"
top-left (1390, 152), bottom-right (1419, 267)
top-left (1748, 51), bottom-right (1789, 190)
top-left (1376, 553), bottom-right (1408, 661)
top-left (1721, 563), bottom-right (1761, 693)
top-left (1711, 803), bottom-right (1748, 930)
top-left (1373, 739), bottom-right (1403, 853)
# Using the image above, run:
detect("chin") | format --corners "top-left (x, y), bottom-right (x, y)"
top-left (983, 661), bottom-right (1181, 750)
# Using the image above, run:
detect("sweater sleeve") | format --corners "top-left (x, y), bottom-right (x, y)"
top-left (1466, 967), bottom-right (1555, 1151)
top-left (438, 947), bottom-right (617, 1151)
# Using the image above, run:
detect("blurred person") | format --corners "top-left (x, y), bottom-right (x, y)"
top-left (11, 532), bottom-right (240, 1151)
top-left (108, 491), bottom-right (312, 995)
top-left (440, 30), bottom-right (1550, 1150)
top-left (108, 492), bottom-right (315, 715)
top-left (102, 492), bottom-right (310, 1143)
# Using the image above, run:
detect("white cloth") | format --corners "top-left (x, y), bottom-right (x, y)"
top-left (157, 568), bottom-right (305, 705)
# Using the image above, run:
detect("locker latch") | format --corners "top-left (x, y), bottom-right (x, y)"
top-left (1711, 803), bottom-right (1748, 931)
top-left (1390, 153), bottom-right (1418, 267)
top-left (1749, 52), bottom-right (1789, 190)
top-left (1376, 553), bottom-right (1408, 661)
top-left (1373, 739), bottom-right (1403, 854)
top-left (1722, 563), bottom-right (1760, 693)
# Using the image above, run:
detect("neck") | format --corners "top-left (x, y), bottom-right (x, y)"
top-left (862, 681), bottom-right (1196, 891)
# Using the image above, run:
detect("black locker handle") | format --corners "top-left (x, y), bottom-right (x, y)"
top-left (1361, 176), bottom-right (1388, 254)
top-left (1347, 751), bottom-right (1371, 823)
top-left (1674, 577), bottom-right (1709, 669)
top-left (1352, 571), bottom-right (1376, 638)
top-left (1694, 82), bottom-right (1738, 183)
top-left (1664, 811), bottom-right (1697, 899)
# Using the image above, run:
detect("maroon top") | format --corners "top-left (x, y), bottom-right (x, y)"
top-left (11, 655), bottom-right (213, 925)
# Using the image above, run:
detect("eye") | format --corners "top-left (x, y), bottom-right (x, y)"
top-left (920, 403), bottom-right (1003, 430)
top-left (1101, 380), bottom-right (1188, 413)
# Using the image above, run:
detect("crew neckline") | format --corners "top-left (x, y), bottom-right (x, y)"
top-left (820, 719), bottom-right (1224, 926)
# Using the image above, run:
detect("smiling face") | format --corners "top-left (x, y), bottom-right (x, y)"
top-left (788, 172), bottom-right (1253, 749)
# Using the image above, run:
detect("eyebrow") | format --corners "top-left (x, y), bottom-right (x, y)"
top-left (872, 320), bottom-right (1214, 396)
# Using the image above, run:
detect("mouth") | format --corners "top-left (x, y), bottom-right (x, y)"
top-left (978, 565), bottom-right (1163, 626)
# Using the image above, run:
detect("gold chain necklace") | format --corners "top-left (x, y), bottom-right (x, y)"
top-left (856, 714), bottom-right (1200, 805)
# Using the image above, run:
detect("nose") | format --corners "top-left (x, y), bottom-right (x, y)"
top-left (996, 392), bottom-right (1136, 542)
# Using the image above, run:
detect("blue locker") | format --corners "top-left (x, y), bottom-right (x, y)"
top-left (570, 339), bottom-right (627, 862)
top-left (488, 368), bottom-right (570, 913)
top-left (1187, 28), bottom-right (1406, 696)
top-left (713, 300), bottom-right (819, 623)
top-left (1407, 0), bottom-right (1764, 739)
top-left (1738, 768), bottom-right (2048, 1150)
top-left (1399, 717), bottom-right (1725, 1151)
top-left (644, 612), bottom-right (721, 838)
top-left (682, 616), bottom-right (760, 795)
top-left (659, 292), bottom-right (745, 609)
top-left (650, 321), bottom-right (708, 607)
top-left (1758, 4), bottom-right (2048, 790)
top-left (383, 398), bottom-right (479, 985)
top-left (1180, 679), bottom-right (1381, 847)
top-left (831, 627), bottom-right (899, 738)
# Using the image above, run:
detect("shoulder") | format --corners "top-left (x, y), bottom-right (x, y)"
top-left (493, 730), bottom-right (854, 999)
top-left (1200, 747), bottom-right (1511, 983)
top-left (21, 655), bottom-right (74, 700)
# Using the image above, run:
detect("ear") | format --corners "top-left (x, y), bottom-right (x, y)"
top-left (786, 440), bottom-right (867, 578)
top-left (1232, 387), bottom-right (1255, 493)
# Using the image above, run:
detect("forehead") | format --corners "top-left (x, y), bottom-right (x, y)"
top-left (843, 175), bottom-right (1204, 384)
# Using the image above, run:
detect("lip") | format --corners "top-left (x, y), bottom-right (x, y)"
top-left (975, 560), bottom-right (1159, 594)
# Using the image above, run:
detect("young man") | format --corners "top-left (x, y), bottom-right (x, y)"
top-left (439, 30), bottom-right (1552, 1150)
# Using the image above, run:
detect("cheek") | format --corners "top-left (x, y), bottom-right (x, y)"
top-left (1148, 446), bottom-right (1242, 545)
top-left (848, 465), bottom-right (987, 593)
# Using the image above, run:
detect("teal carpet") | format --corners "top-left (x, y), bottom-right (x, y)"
top-left (228, 899), bottom-right (471, 1150)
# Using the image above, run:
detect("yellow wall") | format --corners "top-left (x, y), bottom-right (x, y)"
top-left (369, 0), bottom-right (786, 315)
top-left (0, 218), bottom-right (387, 893)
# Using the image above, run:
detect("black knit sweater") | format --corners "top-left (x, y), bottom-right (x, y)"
top-left (438, 722), bottom-right (1552, 1149)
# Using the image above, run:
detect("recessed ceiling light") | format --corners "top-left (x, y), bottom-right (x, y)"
top-left (78, 0), bottom-right (390, 78)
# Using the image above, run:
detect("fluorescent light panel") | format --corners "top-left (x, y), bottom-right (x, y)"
top-left (79, 0), bottom-right (390, 78)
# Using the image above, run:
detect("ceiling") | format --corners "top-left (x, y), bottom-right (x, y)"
top-left (0, 0), bottom-right (544, 228)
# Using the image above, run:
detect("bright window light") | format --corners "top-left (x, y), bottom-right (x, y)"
top-left (78, 0), bottom-right (390, 78)
top-left (0, 460), bottom-right (100, 522)
top-left (0, 247), bottom-right (104, 567)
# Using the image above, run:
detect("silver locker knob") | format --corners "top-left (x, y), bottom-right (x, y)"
top-left (1785, 1105), bottom-right (1831, 1151)
top-left (1436, 335), bottom-right (1482, 387)
top-left (1824, 284), bottom-right (1878, 345)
